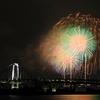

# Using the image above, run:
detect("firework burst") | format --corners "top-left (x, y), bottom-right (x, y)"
top-left (61, 27), bottom-right (97, 60)
top-left (39, 12), bottom-right (99, 79)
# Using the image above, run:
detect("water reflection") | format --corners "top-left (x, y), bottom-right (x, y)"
top-left (52, 95), bottom-right (99, 100)
top-left (9, 95), bottom-right (22, 100)
top-left (0, 95), bottom-right (100, 100)
top-left (54, 95), bottom-right (93, 100)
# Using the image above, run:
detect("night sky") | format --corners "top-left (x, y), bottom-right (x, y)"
top-left (0, 0), bottom-right (100, 79)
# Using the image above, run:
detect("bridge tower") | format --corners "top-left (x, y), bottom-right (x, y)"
top-left (11, 63), bottom-right (21, 89)
top-left (11, 63), bottom-right (21, 80)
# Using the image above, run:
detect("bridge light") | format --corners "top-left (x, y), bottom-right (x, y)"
top-left (52, 88), bottom-right (56, 92)
top-left (70, 80), bottom-right (72, 82)
top-left (61, 79), bottom-right (64, 81)
top-left (87, 84), bottom-right (90, 86)
top-left (80, 84), bottom-right (84, 85)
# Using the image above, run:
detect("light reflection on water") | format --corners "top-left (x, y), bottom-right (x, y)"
top-left (52, 95), bottom-right (96, 100)
top-left (40, 95), bottom-right (99, 100)
top-left (0, 95), bottom-right (100, 100)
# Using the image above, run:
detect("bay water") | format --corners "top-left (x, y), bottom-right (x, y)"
top-left (0, 95), bottom-right (100, 100)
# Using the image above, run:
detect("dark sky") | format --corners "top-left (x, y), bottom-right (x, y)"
top-left (0, 0), bottom-right (100, 79)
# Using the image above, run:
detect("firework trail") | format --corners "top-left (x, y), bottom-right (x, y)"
top-left (39, 12), bottom-right (99, 79)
